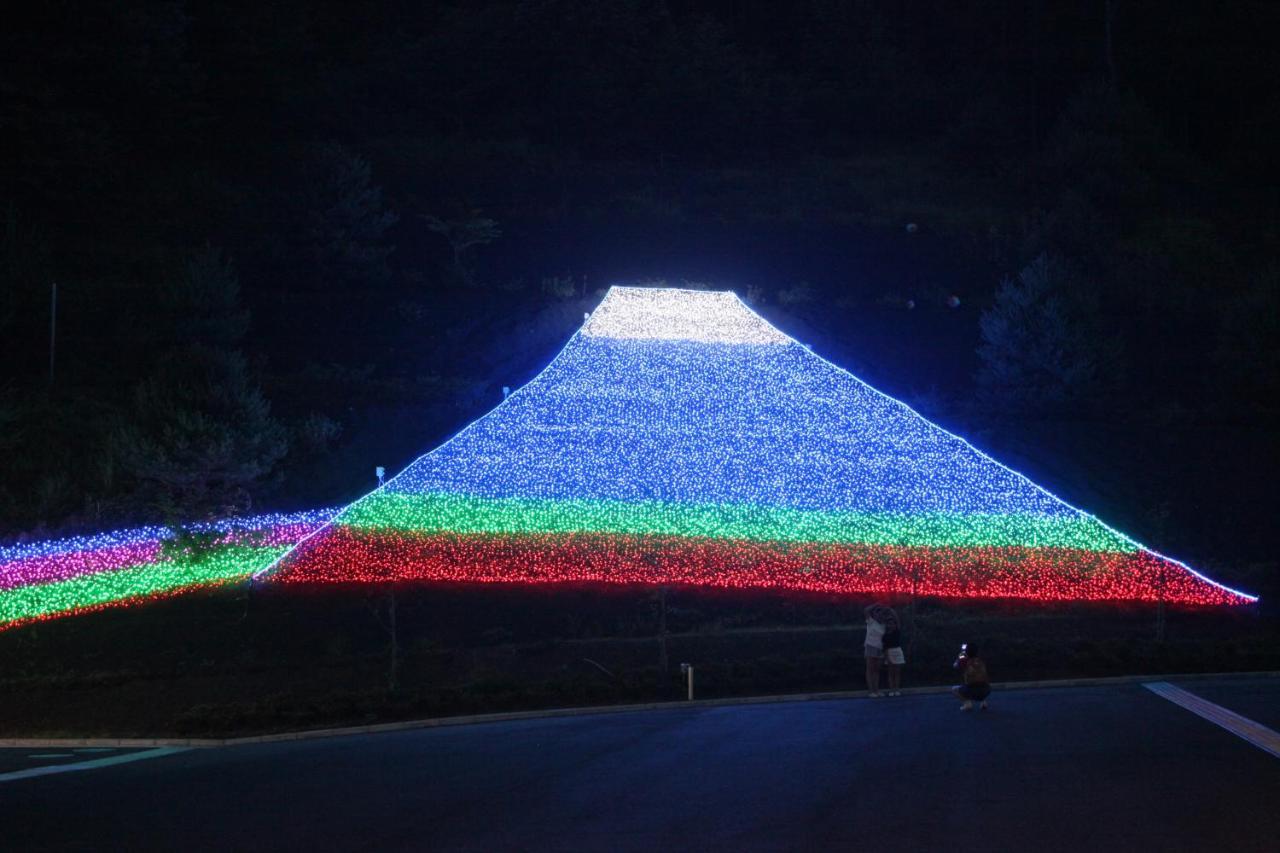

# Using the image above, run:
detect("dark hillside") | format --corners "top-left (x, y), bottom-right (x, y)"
top-left (1, 584), bottom-right (1274, 737)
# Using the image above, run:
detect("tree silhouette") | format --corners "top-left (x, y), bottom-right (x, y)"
top-left (421, 212), bottom-right (501, 287)
top-left (119, 249), bottom-right (287, 518)
top-left (304, 142), bottom-right (398, 289)
top-left (976, 254), bottom-right (1099, 414)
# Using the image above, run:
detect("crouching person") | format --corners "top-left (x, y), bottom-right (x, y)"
top-left (952, 643), bottom-right (990, 711)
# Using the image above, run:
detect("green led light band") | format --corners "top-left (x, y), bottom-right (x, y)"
top-left (0, 545), bottom-right (286, 625)
top-left (339, 492), bottom-right (1136, 552)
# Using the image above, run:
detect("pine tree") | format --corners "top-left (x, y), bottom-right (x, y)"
top-left (976, 255), bottom-right (1099, 414)
top-left (120, 248), bottom-right (287, 517)
top-left (304, 142), bottom-right (398, 289)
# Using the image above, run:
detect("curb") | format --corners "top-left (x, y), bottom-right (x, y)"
top-left (3, 669), bottom-right (1277, 749)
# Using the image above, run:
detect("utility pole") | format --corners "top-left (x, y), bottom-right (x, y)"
top-left (365, 589), bottom-right (401, 693)
top-left (387, 590), bottom-right (399, 693)
top-left (1155, 567), bottom-right (1167, 644)
top-left (1104, 0), bottom-right (1119, 86)
top-left (48, 280), bottom-right (57, 386)
top-left (657, 586), bottom-right (669, 678)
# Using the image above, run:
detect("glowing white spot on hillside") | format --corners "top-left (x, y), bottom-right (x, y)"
top-left (582, 287), bottom-right (789, 345)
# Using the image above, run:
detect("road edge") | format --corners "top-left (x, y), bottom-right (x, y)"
top-left (4, 669), bottom-right (1277, 749)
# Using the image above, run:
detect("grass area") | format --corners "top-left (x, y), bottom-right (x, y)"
top-left (1, 583), bottom-right (1275, 738)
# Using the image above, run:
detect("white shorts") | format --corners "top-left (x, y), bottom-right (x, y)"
top-left (885, 647), bottom-right (906, 665)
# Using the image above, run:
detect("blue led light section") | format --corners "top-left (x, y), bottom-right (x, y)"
top-left (387, 338), bottom-right (1073, 516)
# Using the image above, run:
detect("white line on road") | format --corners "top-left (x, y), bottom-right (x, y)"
top-left (1144, 682), bottom-right (1280, 759)
top-left (0, 748), bottom-right (189, 784)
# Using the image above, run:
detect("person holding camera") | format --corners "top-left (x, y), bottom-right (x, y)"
top-left (863, 604), bottom-right (888, 697)
top-left (952, 643), bottom-right (990, 711)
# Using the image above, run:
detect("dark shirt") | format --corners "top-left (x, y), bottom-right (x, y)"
top-left (958, 656), bottom-right (988, 685)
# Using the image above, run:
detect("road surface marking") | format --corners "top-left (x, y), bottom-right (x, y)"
top-left (1144, 682), bottom-right (1280, 759)
top-left (0, 748), bottom-right (189, 784)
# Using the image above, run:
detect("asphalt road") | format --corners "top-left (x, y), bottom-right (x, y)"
top-left (0, 746), bottom-right (161, 775)
top-left (3, 678), bottom-right (1278, 852)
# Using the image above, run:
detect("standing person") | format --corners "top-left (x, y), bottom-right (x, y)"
top-left (863, 604), bottom-right (888, 697)
top-left (882, 608), bottom-right (905, 696)
top-left (952, 643), bottom-right (991, 711)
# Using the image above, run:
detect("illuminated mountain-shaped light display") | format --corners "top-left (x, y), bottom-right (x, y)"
top-left (267, 287), bottom-right (1254, 606)
top-left (0, 510), bottom-right (333, 629)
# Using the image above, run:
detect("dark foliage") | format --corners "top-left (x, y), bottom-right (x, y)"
top-left (116, 248), bottom-right (287, 518)
top-left (977, 255), bottom-right (1104, 414)
top-left (0, 585), bottom-right (1274, 737)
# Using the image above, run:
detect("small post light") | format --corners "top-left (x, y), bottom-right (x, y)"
top-left (502, 386), bottom-right (510, 400)
top-left (375, 466), bottom-right (385, 486)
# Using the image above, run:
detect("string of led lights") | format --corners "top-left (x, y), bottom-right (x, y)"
top-left (270, 287), bottom-right (1256, 606)
top-left (0, 510), bottom-right (333, 629)
top-left (2, 286), bottom-right (1253, 623)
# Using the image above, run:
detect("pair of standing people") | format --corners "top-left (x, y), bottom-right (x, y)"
top-left (863, 603), bottom-right (905, 697)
